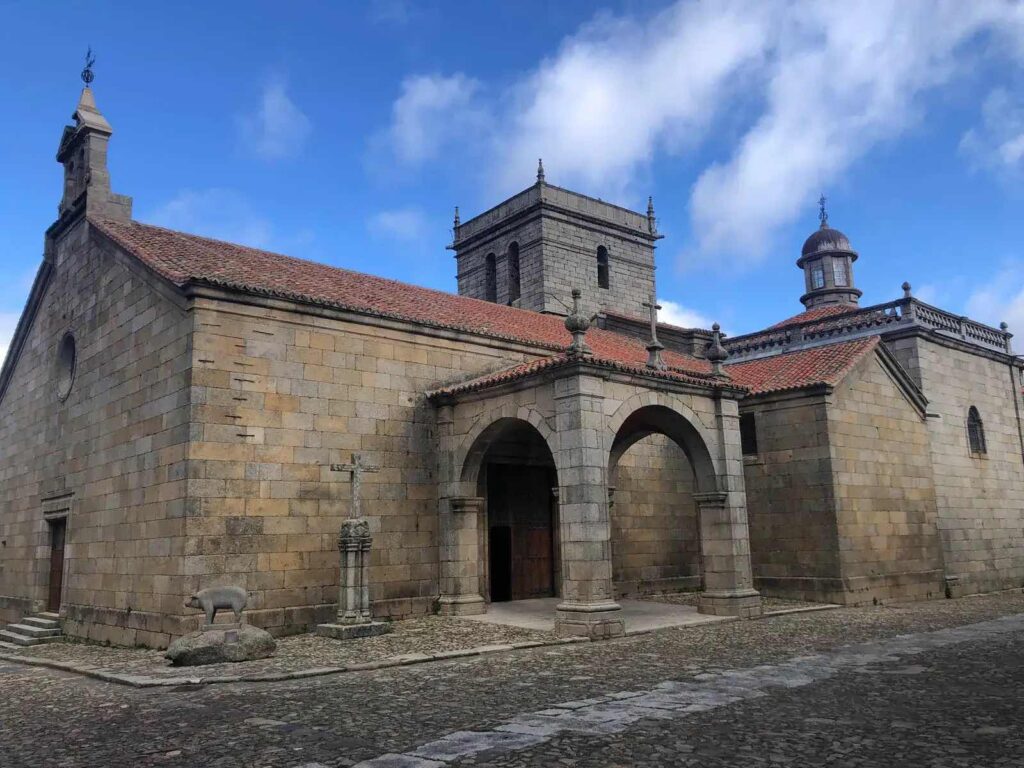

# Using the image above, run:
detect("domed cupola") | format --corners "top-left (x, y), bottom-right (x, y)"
top-left (796, 196), bottom-right (862, 309)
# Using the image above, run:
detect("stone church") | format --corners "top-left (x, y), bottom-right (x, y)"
top-left (1, 83), bottom-right (1022, 649)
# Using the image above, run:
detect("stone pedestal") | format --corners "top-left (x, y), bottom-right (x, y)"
top-left (316, 518), bottom-right (391, 640)
top-left (555, 600), bottom-right (625, 639)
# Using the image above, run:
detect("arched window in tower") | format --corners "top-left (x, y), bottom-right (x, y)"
top-left (484, 253), bottom-right (497, 302)
top-left (597, 246), bottom-right (610, 289)
top-left (507, 242), bottom-right (521, 304)
top-left (967, 406), bottom-right (986, 454)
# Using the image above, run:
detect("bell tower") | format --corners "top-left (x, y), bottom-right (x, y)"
top-left (797, 196), bottom-right (861, 309)
top-left (53, 50), bottom-right (132, 231)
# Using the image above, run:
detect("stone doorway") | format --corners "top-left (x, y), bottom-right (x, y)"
top-left (486, 464), bottom-right (557, 602)
top-left (47, 518), bottom-right (66, 613)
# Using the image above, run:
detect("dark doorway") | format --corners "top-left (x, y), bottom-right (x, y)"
top-left (47, 518), bottom-right (66, 612)
top-left (489, 526), bottom-right (512, 602)
top-left (487, 464), bottom-right (556, 601)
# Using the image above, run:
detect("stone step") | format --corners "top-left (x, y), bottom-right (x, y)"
top-left (21, 616), bottom-right (60, 630)
top-left (7, 623), bottom-right (61, 639)
top-left (0, 629), bottom-right (42, 647)
top-left (35, 612), bottom-right (61, 621)
top-left (0, 640), bottom-right (21, 650)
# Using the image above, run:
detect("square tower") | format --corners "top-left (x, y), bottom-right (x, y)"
top-left (450, 170), bottom-right (660, 318)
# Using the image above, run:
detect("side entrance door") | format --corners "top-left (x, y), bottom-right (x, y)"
top-left (47, 518), bottom-right (66, 612)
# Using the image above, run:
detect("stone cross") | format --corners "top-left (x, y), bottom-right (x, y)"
top-left (642, 294), bottom-right (662, 345)
top-left (642, 294), bottom-right (666, 370)
top-left (330, 453), bottom-right (380, 519)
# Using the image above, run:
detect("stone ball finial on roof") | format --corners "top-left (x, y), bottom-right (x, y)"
top-left (902, 281), bottom-right (912, 298)
top-left (706, 322), bottom-right (729, 376)
top-left (564, 288), bottom-right (592, 358)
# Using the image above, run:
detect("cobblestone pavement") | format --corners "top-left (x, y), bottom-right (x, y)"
top-left (1, 593), bottom-right (1023, 768)
top-left (0, 616), bottom-right (560, 680)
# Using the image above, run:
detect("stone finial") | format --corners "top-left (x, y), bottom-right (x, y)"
top-left (564, 289), bottom-right (592, 358)
top-left (902, 281), bottom-right (912, 299)
top-left (537, 158), bottom-right (545, 184)
top-left (1000, 321), bottom-right (1009, 332)
top-left (706, 322), bottom-right (729, 377)
top-left (452, 206), bottom-right (461, 242)
top-left (647, 196), bottom-right (657, 234)
top-left (818, 194), bottom-right (828, 228)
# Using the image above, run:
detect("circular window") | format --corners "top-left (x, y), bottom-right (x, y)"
top-left (56, 333), bottom-right (76, 400)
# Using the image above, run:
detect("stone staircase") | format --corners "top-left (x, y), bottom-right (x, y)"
top-left (0, 612), bottom-right (63, 648)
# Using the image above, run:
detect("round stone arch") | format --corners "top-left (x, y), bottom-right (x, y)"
top-left (606, 392), bottom-right (720, 494)
top-left (456, 404), bottom-right (557, 487)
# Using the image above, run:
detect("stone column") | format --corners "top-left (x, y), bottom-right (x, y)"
top-left (437, 496), bottom-right (487, 615)
top-left (552, 371), bottom-right (624, 638)
top-left (434, 403), bottom-right (486, 616)
top-left (696, 395), bottom-right (761, 618)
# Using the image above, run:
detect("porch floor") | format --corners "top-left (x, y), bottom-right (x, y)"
top-left (460, 597), bottom-right (735, 635)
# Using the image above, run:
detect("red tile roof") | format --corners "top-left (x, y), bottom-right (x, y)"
top-left (90, 217), bottom-right (713, 376)
top-left (428, 353), bottom-right (727, 398)
top-left (726, 337), bottom-right (879, 395)
top-left (768, 304), bottom-right (859, 329)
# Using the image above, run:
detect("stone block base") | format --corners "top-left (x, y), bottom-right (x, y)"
top-left (436, 595), bottom-right (486, 616)
top-left (316, 621), bottom-right (392, 640)
top-left (554, 601), bottom-right (625, 639)
top-left (698, 590), bottom-right (763, 618)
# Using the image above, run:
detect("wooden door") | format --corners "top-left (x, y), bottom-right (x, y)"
top-left (47, 519), bottom-right (66, 612)
top-left (487, 464), bottom-right (555, 600)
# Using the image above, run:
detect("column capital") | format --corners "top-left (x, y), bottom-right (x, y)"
top-left (693, 491), bottom-right (728, 506)
top-left (450, 496), bottom-right (484, 514)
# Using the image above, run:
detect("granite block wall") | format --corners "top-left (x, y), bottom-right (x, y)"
top-left (0, 220), bottom-right (193, 647)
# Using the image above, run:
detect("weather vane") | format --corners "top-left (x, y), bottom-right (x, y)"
top-left (81, 47), bottom-right (95, 86)
top-left (818, 194), bottom-right (828, 228)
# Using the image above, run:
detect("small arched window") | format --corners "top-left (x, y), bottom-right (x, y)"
top-left (597, 246), bottom-right (610, 289)
top-left (484, 253), bottom-right (497, 302)
top-left (507, 242), bottom-right (521, 304)
top-left (967, 406), bottom-right (986, 454)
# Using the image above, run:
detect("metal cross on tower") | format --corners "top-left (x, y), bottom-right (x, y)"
top-left (330, 453), bottom-right (380, 519)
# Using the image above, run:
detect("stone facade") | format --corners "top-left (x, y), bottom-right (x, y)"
top-left (743, 350), bottom-right (945, 605)
top-left (453, 181), bottom-right (659, 319)
top-left (888, 335), bottom-right (1024, 597)
top-left (0, 219), bottom-right (192, 647)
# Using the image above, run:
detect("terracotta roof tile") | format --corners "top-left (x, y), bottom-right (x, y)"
top-left (768, 304), bottom-right (859, 329)
top-left (428, 353), bottom-right (725, 398)
top-left (90, 217), bottom-right (713, 377)
top-left (725, 337), bottom-right (879, 395)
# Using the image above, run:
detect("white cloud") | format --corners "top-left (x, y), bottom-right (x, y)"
top-left (369, 0), bottom-right (414, 25)
top-left (384, 74), bottom-right (486, 165)
top-left (658, 299), bottom-right (711, 330)
top-left (0, 312), bottom-right (19, 367)
top-left (367, 207), bottom-right (429, 242)
top-left (960, 88), bottom-right (1024, 174)
top-left (965, 263), bottom-right (1024, 334)
top-left (146, 189), bottom-right (273, 249)
top-left (379, 0), bottom-right (1024, 265)
top-left (239, 76), bottom-right (311, 160)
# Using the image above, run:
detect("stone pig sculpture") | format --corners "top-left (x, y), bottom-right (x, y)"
top-left (185, 586), bottom-right (248, 626)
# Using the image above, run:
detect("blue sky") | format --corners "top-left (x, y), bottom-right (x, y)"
top-left (2, 0), bottom-right (1024, 360)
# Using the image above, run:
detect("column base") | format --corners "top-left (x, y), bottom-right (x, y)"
top-left (436, 594), bottom-right (487, 616)
top-left (555, 600), bottom-right (625, 639)
top-left (698, 589), bottom-right (762, 618)
top-left (316, 621), bottom-right (392, 640)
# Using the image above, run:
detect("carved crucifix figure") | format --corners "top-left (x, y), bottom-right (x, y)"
top-left (330, 452), bottom-right (380, 519)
